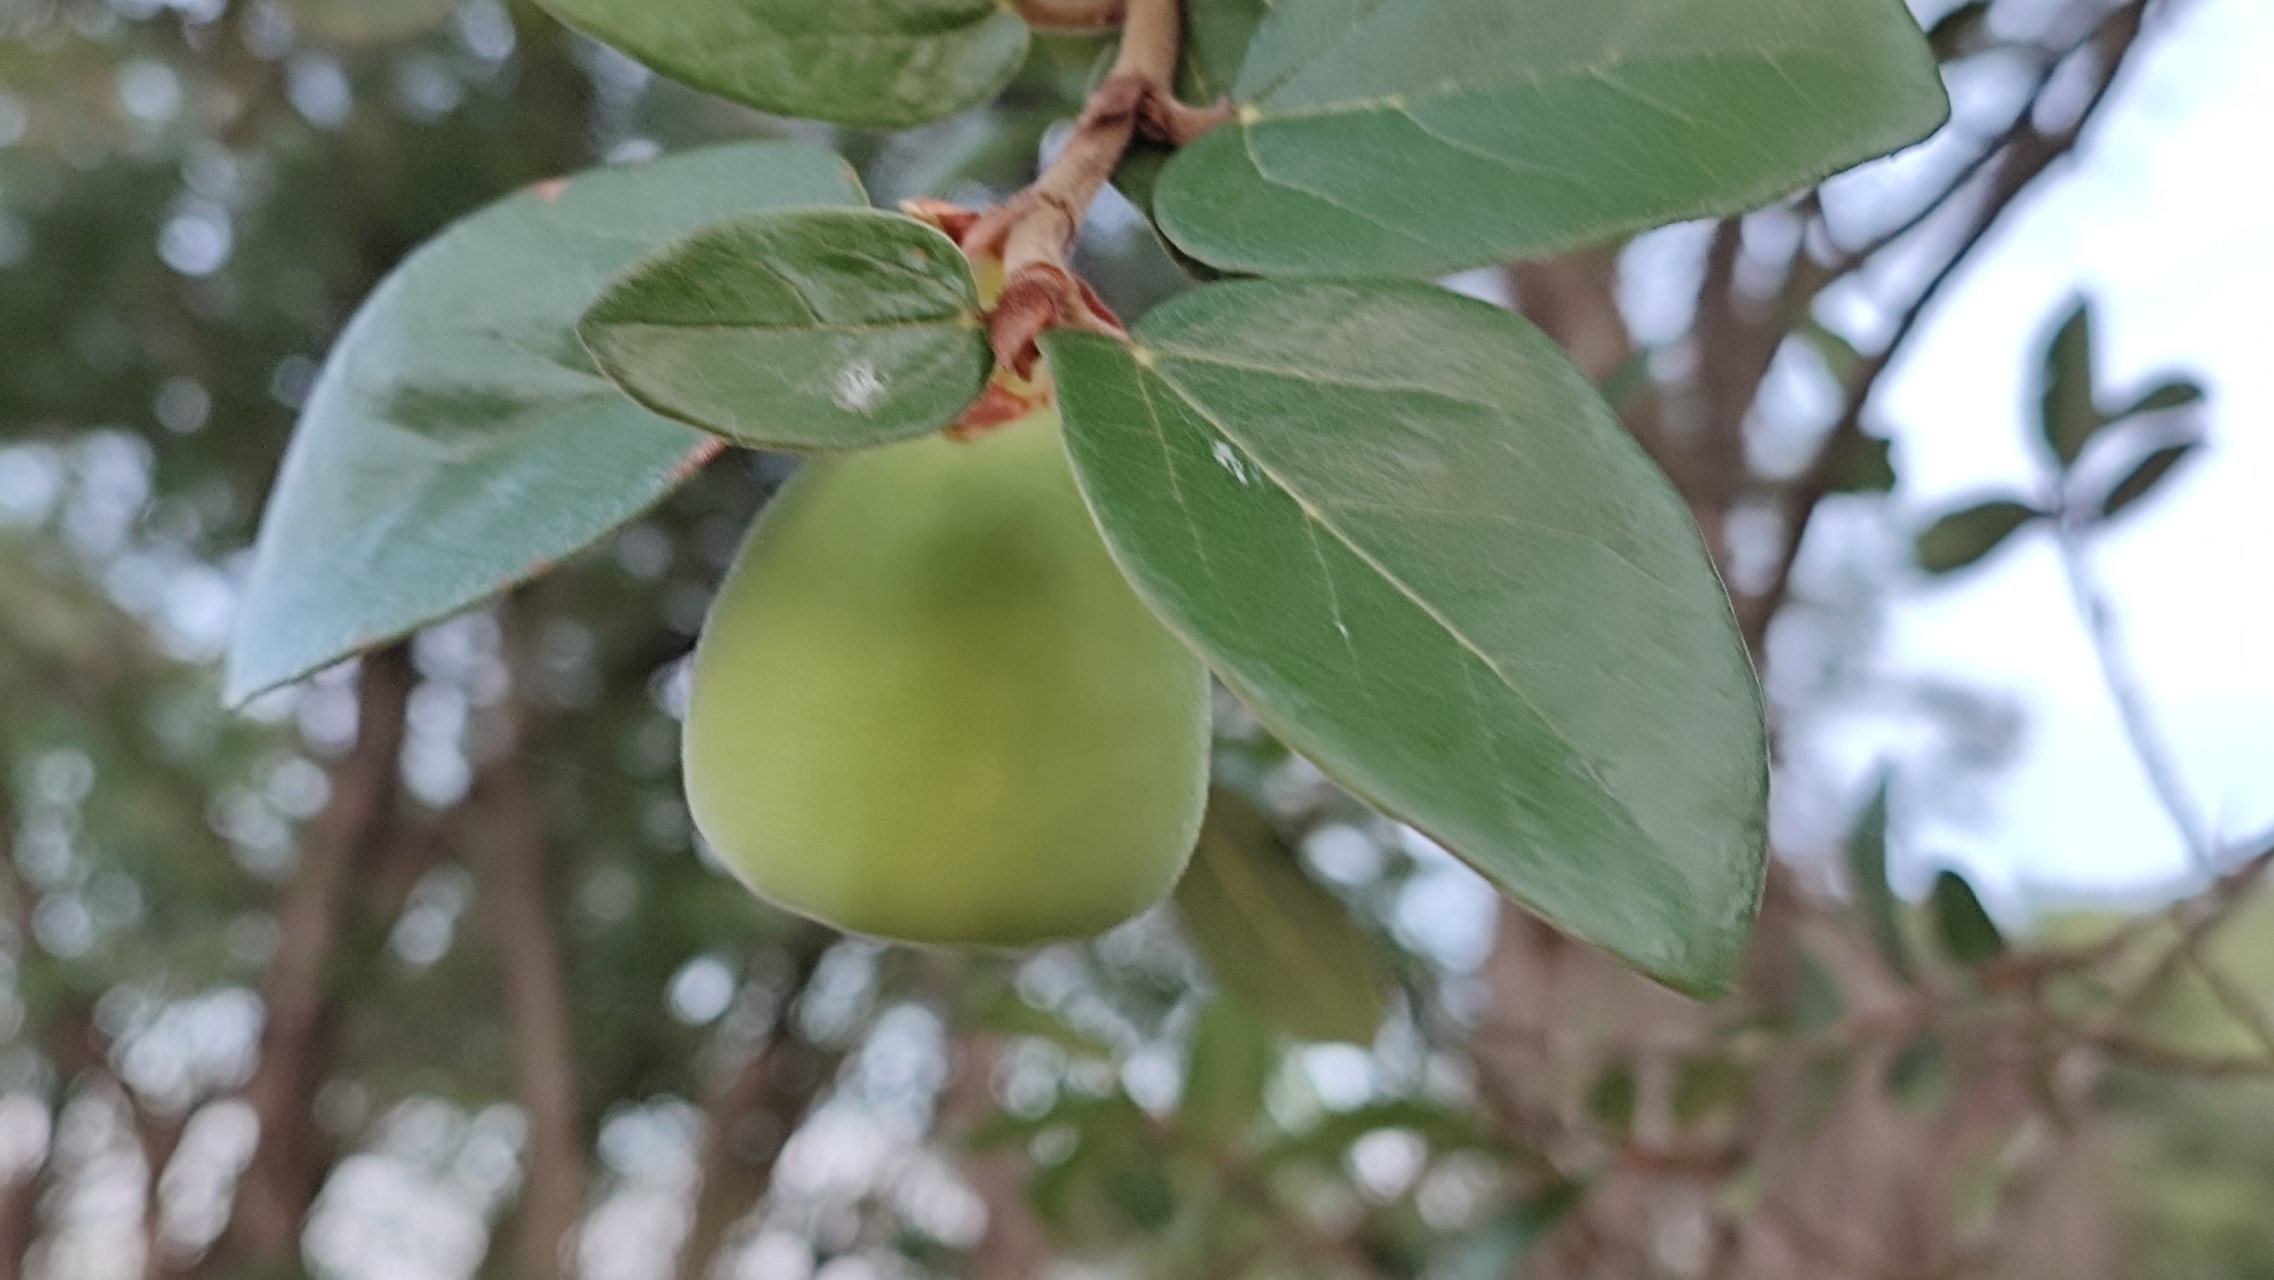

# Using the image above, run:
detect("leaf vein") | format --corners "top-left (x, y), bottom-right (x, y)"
top-left (1147, 367), bottom-right (1637, 825)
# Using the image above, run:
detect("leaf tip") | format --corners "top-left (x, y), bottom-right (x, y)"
top-left (219, 642), bottom-right (298, 713)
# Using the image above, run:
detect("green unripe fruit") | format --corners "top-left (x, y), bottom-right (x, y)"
top-left (683, 408), bottom-right (1211, 946)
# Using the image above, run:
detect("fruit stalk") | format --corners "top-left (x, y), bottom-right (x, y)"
top-left (958, 0), bottom-right (1229, 374)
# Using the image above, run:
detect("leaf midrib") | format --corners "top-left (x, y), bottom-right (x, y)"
top-left (1142, 361), bottom-right (1648, 844)
top-left (1144, 343), bottom-right (1689, 601)
top-left (1251, 46), bottom-right (1849, 121)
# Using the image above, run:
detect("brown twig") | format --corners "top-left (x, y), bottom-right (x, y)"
top-left (941, 1031), bottom-right (1054, 1280)
top-left (137, 1108), bottom-right (189, 1280)
top-left (673, 935), bottom-right (844, 1280)
top-left (2184, 951), bottom-right (2274, 1062)
top-left (0, 1144), bottom-right (40, 1280)
top-left (473, 738), bottom-right (588, 1279)
top-left (210, 645), bottom-right (415, 1272)
top-left (0, 1002), bottom-right (107, 1280)
top-left (2044, 1017), bottom-right (2274, 1081)
top-left (2113, 847), bottom-right (2274, 1019)
top-left (954, 0), bottom-right (1230, 375)
top-left (2054, 527), bottom-right (2210, 865)
top-left (2008, 848), bottom-right (2274, 1086)
top-left (1735, 0), bottom-right (2152, 655)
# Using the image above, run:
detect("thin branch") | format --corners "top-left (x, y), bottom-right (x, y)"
top-left (210, 645), bottom-right (415, 1273)
top-left (2043, 1016), bottom-right (2274, 1080)
top-left (1816, 10), bottom-right (2121, 278)
top-left (0, 1156), bottom-right (31, 1280)
top-left (137, 1108), bottom-right (188, 1280)
top-left (0, 785), bottom-right (27, 945)
top-left (674, 935), bottom-right (843, 1280)
top-left (951, 0), bottom-right (1228, 375)
top-left (2054, 527), bottom-right (2209, 866)
top-left (1735, 0), bottom-right (2152, 655)
top-left (0, 1166), bottom-right (35, 1280)
top-left (474, 749), bottom-right (588, 1280)
top-left (1683, 218), bottom-right (1767, 517)
top-left (2183, 951), bottom-right (2274, 1062)
top-left (2113, 847), bottom-right (2274, 1020)
top-left (2025, 846), bottom-right (2274, 1080)
top-left (0, 1004), bottom-right (93, 1280)
top-left (941, 1031), bottom-right (1054, 1280)
top-left (0, 803), bottom-right (46, 1267)
top-left (2023, 844), bottom-right (2273, 978)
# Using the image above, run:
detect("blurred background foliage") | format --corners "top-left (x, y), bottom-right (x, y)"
top-left (1, 1), bottom-right (2269, 1279)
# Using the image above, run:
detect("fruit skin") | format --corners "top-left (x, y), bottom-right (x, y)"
top-left (684, 408), bottom-right (1211, 946)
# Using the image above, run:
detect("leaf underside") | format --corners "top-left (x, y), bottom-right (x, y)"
top-left (226, 143), bottom-right (866, 706)
top-left (1045, 280), bottom-right (1768, 994)
top-left (533, 0), bottom-right (1030, 128)
top-left (1844, 780), bottom-right (1909, 978)
top-left (580, 207), bottom-right (992, 452)
top-left (1916, 499), bottom-right (2040, 575)
top-left (1154, 0), bottom-right (1950, 277)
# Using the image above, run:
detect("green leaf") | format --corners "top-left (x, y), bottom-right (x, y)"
top-left (1929, 869), bottom-right (2005, 966)
top-left (1179, 997), bottom-right (1276, 1146)
top-left (1045, 280), bottom-right (1768, 995)
top-left (1843, 778), bottom-right (1909, 980)
top-left (969, 988), bottom-right (1121, 1061)
top-left (1173, 787), bottom-right (1390, 1043)
top-left (1151, 0), bottom-right (1949, 277)
top-left (579, 208), bottom-right (991, 451)
top-left (1437, 1184), bottom-right (1584, 1280)
top-left (2109, 377), bottom-right (2207, 423)
top-left (1597, 350), bottom-right (1652, 410)
top-left (1833, 432), bottom-right (1897, 494)
top-left (2038, 300), bottom-right (2101, 466)
top-left (1797, 321), bottom-right (1866, 384)
top-left (1795, 949), bottom-right (1844, 1032)
top-left (2096, 441), bottom-right (2200, 522)
top-left (1672, 1055), bottom-right (1752, 1124)
top-left (1884, 1031), bottom-right (1951, 1107)
top-left (226, 144), bottom-right (865, 705)
top-left (1264, 1099), bottom-right (1507, 1167)
top-left (1027, 1096), bottom-right (1177, 1235)
top-left (285, 0), bottom-right (456, 43)
top-left (1587, 1063), bottom-right (1637, 1130)
top-left (1179, 0), bottom-right (1271, 104)
top-left (1925, 1), bottom-right (1994, 60)
top-left (1915, 499), bottom-right (2041, 574)
top-left (532, 0), bottom-right (1029, 128)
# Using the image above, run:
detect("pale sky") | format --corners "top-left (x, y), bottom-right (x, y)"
top-left (1873, 0), bottom-right (2273, 910)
